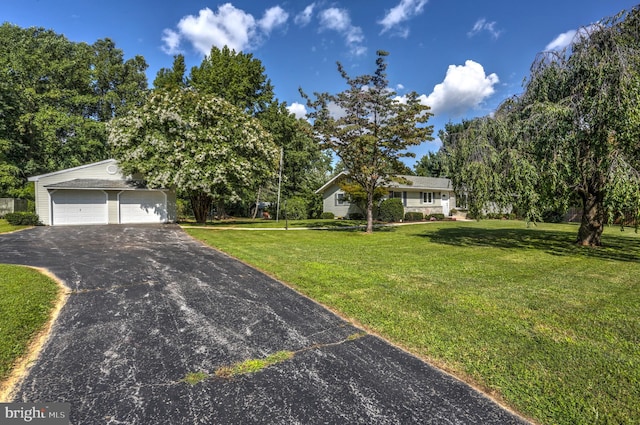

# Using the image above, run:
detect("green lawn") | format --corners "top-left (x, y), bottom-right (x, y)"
top-left (0, 220), bottom-right (59, 390)
top-left (185, 220), bottom-right (640, 425)
top-left (179, 218), bottom-right (367, 229)
top-left (0, 265), bottom-right (59, 382)
top-left (0, 219), bottom-right (30, 233)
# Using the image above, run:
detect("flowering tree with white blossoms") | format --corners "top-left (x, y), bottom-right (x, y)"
top-left (107, 89), bottom-right (279, 223)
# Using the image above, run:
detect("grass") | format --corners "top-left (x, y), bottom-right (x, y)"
top-left (181, 371), bottom-right (209, 385)
top-left (0, 218), bottom-right (31, 233)
top-left (179, 218), bottom-right (367, 229)
top-left (0, 265), bottom-right (60, 382)
top-left (215, 351), bottom-right (295, 379)
top-left (185, 220), bottom-right (640, 425)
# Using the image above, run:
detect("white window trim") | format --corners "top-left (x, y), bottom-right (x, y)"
top-left (423, 191), bottom-right (435, 204)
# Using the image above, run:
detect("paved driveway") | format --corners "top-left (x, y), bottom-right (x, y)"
top-left (0, 225), bottom-right (528, 424)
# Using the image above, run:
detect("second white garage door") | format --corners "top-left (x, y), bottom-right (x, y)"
top-left (51, 190), bottom-right (108, 225)
top-left (119, 191), bottom-right (167, 224)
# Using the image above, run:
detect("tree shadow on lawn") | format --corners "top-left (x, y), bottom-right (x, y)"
top-left (417, 226), bottom-right (640, 263)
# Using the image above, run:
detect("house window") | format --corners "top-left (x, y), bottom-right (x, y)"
top-left (335, 193), bottom-right (349, 206)
top-left (423, 192), bottom-right (435, 204)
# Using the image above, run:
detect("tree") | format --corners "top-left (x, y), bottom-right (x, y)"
top-left (302, 51), bottom-right (433, 233)
top-left (189, 46), bottom-right (274, 115)
top-left (443, 7), bottom-right (640, 246)
top-left (107, 90), bottom-right (279, 223)
top-left (415, 150), bottom-right (447, 177)
top-left (92, 38), bottom-right (148, 121)
top-left (0, 24), bottom-right (148, 197)
top-left (257, 101), bottom-right (332, 216)
top-left (153, 54), bottom-right (187, 91)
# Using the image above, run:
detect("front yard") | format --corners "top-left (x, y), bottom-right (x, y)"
top-left (185, 220), bottom-right (640, 425)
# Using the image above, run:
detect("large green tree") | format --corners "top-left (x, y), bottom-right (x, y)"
top-left (302, 50), bottom-right (433, 232)
top-left (189, 46), bottom-right (274, 115)
top-left (0, 24), bottom-right (148, 197)
top-left (257, 101), bottom-right (332, 217)
top-left (107, 89), bottom-right (279, 223)
top-left (415, 149), bottom-right (447, 177)
top-left (444, 7), bottom-right (640, 246)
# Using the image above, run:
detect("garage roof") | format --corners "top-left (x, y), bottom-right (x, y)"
top-left (44, 179), bottom-right (154, 190)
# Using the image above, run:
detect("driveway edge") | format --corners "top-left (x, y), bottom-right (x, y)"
top-left (0, 267), bottom-right (70, 402)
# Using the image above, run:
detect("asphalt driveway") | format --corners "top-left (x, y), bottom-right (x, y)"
top-left (0, 225), bottom-right (529, 424)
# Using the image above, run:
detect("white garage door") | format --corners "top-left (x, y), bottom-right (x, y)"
top-left (51, 190), bottom-right (107, 225)
top-left (119, 191), bottom-right (167, 224)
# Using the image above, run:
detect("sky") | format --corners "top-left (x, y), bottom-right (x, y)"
top-left (3, 0), bottom-right (638, 168)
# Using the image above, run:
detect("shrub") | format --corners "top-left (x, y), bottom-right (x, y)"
top-left (5, 212), bottom-right (41, 226)
top-left (427, 213), bottom-right (445, 221)
top-left (404, 212), bottom-right (424, 221)
top-left (378, 198), bottom-right (404, 222)
top-left (348, 212), bottom-right (365, 220)
top-left (284, 197), bottom-right (308, 220)
top-left (320, 212), bottom-right (335, 219)
top-left (449, 208), bottom-right (458, 216)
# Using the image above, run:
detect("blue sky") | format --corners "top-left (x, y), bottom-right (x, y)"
top-left (3, 0), bottom-right (638, 167)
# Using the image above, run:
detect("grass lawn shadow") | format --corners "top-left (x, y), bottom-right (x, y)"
top-left (418, 225), bottom-right (640, 263)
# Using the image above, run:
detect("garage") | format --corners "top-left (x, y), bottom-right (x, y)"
top-left (29, 159), bottom-right (176, 226)
top-left (119, 191), bottom-right (167, 224)
top-left (51, 190), bottom-right (108, 225)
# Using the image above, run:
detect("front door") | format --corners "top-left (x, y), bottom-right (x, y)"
top-left (441, 193), bottom-right (450, 216)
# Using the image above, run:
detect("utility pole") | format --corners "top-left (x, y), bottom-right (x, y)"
top-left (276, 147), bottom-right (283, 222)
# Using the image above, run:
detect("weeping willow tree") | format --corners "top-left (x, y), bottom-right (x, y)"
top-left (444, 7), bottom-right (640, 246)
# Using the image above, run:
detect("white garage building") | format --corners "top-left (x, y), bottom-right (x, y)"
top-left (29, 159), bottom-right (176, 226)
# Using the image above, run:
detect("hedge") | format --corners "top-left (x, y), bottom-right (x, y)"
top-left (378, 198), bottom-right (404, 222)
top-left (404, 212), bottom-right (424, 221)
top-left (4, 212), bottom-right (41, 226)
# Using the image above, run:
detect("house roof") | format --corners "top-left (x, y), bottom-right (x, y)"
top-left (315, 172), bottom-right (453, 194)
top-left (387, 175), bottom-right (453, 190)
top-left (27, 159), bottom-right (117, 181)
top-left (44, 179), bottom-right (154, 191)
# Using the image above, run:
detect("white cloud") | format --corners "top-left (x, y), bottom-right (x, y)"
top-left (318, 8), bottom-right (366, 56)
top-left (545, 29), bottom-right (577, 51)
top-left (379, 0), bottom-right (428, 37)
top-left (163, 3), bottom-right (288, 56)
top-left (287, 102), bottom-right (307, 119)
top-left (545, 24), bottom-right (600, 51)
top-left (294, 3), bottom-right (315, 27)
top-left (161, 29), bottom-right (182, 55)
top-left (259, 6), bottom-right (289, 33)
top-left (408, 60), bottom-right (499, 116)
top-left (396, 83), bottom-right (405, 91)
top-left (468, 18), bottom-right (502, 39)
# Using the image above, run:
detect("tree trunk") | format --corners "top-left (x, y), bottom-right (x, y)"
top-left (366, 192), bottom-right (374, 234)
top-left (252, 187), bottom-right (261, 219)
top-left (190, 191), bottom-right (213, 224)
top-left (577, 189), bottom-right (605, 247)
top-left (216, 199), bottom-right (226, 220)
